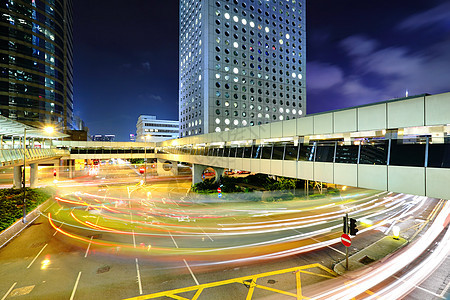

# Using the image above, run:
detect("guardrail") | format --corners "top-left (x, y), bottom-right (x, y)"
top-left (0, 148), bottom-right (69, 167)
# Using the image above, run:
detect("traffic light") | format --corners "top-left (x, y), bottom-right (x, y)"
top-left (343, 216), bottom-right (348, 234)
top-left (349, 218), bottom-right (358, 235)
top-left (53, 169), bottom-right (57, 177)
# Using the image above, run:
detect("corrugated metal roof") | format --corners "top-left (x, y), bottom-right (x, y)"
top-left (0, 115), bottom-right (69, 138)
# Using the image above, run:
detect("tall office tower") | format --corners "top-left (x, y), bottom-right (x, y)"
top-left (179, 0), bottom-right (306, 137)
top-left (0, 0), bottom-right (74, 130)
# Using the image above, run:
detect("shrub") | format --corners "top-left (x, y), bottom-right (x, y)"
top-left (0, 188), bottom-right (52, 231)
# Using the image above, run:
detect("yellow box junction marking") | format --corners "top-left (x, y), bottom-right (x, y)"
top-left (124, 263), bottom-right (337, 300)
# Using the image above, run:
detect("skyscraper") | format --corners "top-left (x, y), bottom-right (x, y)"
top-left (179, 0), bottom-right (306, 137)
top-left (0, 0), bottom-right (74, 130)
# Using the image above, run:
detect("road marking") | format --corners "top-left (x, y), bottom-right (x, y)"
top-left (1, 282), bottom-right (17, 300)
top-left (84, 236), bottom-right (93, 258)
top-left (53, 222), bottom-right (65, 236)
top-left (43, 201), bottom-right (56, 212)
top-left (135, 258), bottom-right (143, 295)
top-left (168, 231), bottom-right (179, 248)
top-left (311, 237), bottom-right (345, 255)
top-left (198, 227), bottom-right (214, 241)
top-left (132, 230), bottom-right (136, 248)
top-left (70, 271), bottom-right (82, 300)
top-left (27, 243), bottom-right (48, 269)
top-left (183, 259), bottom-right (200, 286)
top-left (392, 275), bottom-right (445, 299)
top-left (440, 274), bottom-right (450, 297)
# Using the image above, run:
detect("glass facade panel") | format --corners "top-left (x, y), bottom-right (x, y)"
top-left (389, 140), bottom-right (426, 167)
top-left (272, 144), bottom-right (284, 160)
top-left (252, 145), bottom-right (261, 159)
top-left (315, 143), bottom-right (334, 162)
top-left (229, 147), bottom-right (237, 157)
top-left (236, 147), bottom-right (244, 158)
top-left (428, 142), bottom-right (450, 168)
top-left (360, 140), bottom-right (388, 165)
top-left (261, 145), bottom-right (272, 160)
top-left (299, 144), bottom-right (314, 161)
top-left (284, 144), bottom-right (298, 160)
top-left (243, 146), bottom-right (252, 158)
top-left (335, 144), bottom-right (359, 164)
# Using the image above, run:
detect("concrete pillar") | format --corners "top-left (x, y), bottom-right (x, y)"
top-left (156, 159), bottom-right (178, 176)
top-left (214, 167), bottom-right (225, 183)
top-left (13, 166), bottom-right (22, 188)
top-left (192, 163), bottom-right (207, 185)
top-left (68, 159), bottom-right (75, 179)
top-left (30, 163), bottom-right (38, 188)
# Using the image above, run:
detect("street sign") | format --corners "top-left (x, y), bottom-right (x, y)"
top-left (341, 233), bottom-right (352, 247)
top-left (217, 187), bottom-right (222, 193)
top-left (218, 193), bottom-right (222, 198)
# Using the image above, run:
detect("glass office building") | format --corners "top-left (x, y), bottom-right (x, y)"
top-left (179, 0), bottom-right (306, 137)
top-left (0, 0), bottom-right (74, 129)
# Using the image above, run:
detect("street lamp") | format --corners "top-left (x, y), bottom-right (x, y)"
top-left (44, 126), bottom-right (54, 134)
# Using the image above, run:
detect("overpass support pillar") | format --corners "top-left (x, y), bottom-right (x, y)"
top-left (13, 166), bottom-right (22, 189)
top-left (67, 159), bottom-right (75, 179)
top-left (30, 163), bottom-right (38, 188)
top-left (214, 167), bottom-right (225, 183)
top-left (192, 164), bottom-right (208, 185)
top-left (156, 159), bottom-right (178, 176)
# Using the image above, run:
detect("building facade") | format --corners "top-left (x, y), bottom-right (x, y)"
top-left (179, 0), bottom-right (306, 137)
top-left (136, 115), bottom-right (179, 143)
top-left (91, 134), bottom-right (115, 142)
top-left (0, 0), bottom-right (74, 129)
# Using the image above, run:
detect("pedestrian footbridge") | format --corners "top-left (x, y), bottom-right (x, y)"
top-left (54, 92), bottom-right (450, 200)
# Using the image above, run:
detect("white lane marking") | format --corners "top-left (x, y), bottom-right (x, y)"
top-left (440, 277), bottom-right (450, 298)
top-left (135, 258), bottom-right (143, 295)
top-left (84, 236), bottom-right (93, 258)
top-left (198, 227), bottom-right (214, 241)
top-left (27, 243), bottom-right (48, 269)
top-left (168, 231), bottom-right (179, 248)
top-left (53, 222), bottom-right (65, 236)
top-left (69, 271), bottom-right (82, 300)
top-left (311, 237), bottom-right (345, 255)
top-left (0, 213), bottom-right (40, 250)
top-left (183, 259), bottom-right (200, 286)
top-left (392, 275), bottom-right (445, 299)
top-left (43, 201), bottom-right (56, 212)
top-left (1, 282), bottom-right (17, 300)
top-left (132, 230), bottom-right (136, 248)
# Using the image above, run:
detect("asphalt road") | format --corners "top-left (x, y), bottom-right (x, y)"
top-left (0, 163), bottom-right (447, 299)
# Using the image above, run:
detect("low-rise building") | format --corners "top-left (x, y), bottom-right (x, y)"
top-left (136, 115), bottom-right (179, 143)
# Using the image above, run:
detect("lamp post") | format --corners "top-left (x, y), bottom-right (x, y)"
top-left (22, 128), bottom-right (26, 223)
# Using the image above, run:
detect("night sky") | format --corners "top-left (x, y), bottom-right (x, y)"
top-left (73, 0), bottom-right (450, 141)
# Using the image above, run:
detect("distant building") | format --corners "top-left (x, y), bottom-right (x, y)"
top-left (136, 115), bottom-right (179, 143)
top-left (129, 133), bottom-right (136, 142)
top-left (91, 134), bottom-right (115, 142)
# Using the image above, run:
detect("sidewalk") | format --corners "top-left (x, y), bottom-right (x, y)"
top-left (334, 236), bottom-right (408, 275)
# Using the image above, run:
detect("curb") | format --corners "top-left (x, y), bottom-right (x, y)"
top-left (0, 198), bottom-right (53, 249)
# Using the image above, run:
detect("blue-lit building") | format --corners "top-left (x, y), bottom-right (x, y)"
top-left (179, 0), bottom-right (306, 137)
top-left (0, 0), bottom-right (74, 130)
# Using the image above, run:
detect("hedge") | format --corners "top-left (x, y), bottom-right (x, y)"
top-left (0, 188), bottom-right (52, 232)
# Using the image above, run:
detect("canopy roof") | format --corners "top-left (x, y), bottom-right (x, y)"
top-left (0, 115), bottom-right (69, 139)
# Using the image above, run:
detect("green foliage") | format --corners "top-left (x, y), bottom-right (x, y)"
top-left (0, 188), bottom-right (52, 231)
top-left (129, 158), bottom-right (145, 164)
top-left (192, 179), bottom-right (218, 193)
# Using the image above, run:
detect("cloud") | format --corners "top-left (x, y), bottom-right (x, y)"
top-left (307, 62), bottom-right (344, 90)
top-left (397, 2), bottom-right (450, 31)
top-left (141, 61), bottom-right (151, 71)
top-left (340, 35), bottom-right (378, 56)
top-left (137, 93), bottom-right (163, 102)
